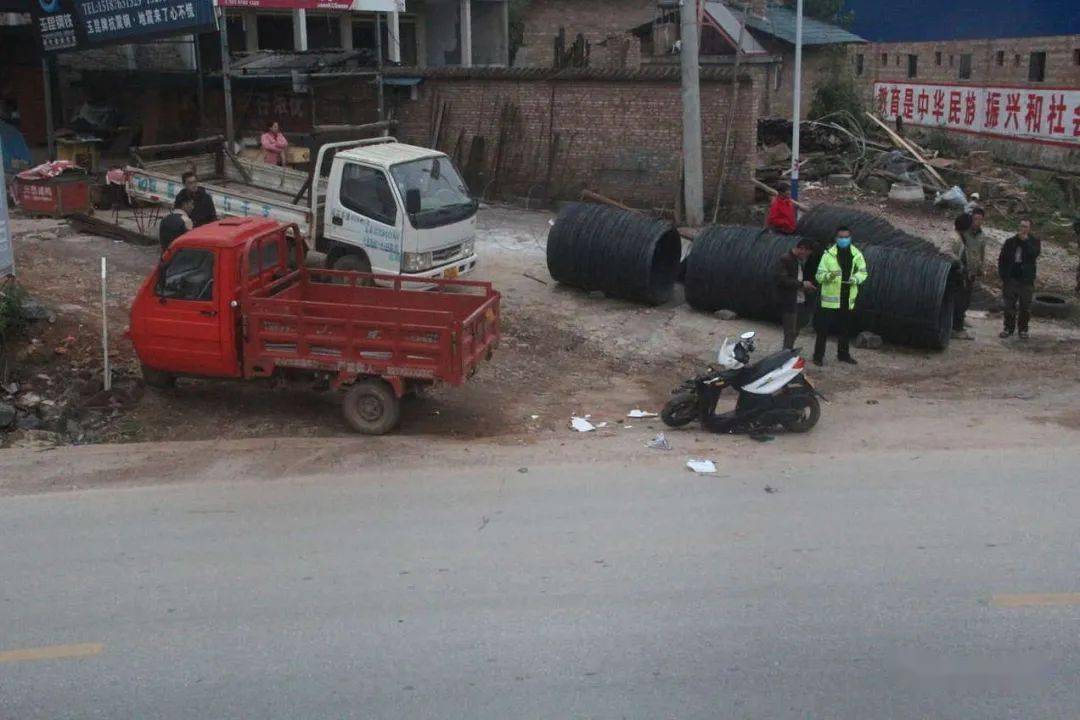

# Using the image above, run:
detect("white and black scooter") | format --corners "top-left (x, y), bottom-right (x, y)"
top-left (661, 332), bottom-right (822, 434)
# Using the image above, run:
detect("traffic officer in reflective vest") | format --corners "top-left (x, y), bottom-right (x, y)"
top-left (813, 226), bottom-right (868, 366)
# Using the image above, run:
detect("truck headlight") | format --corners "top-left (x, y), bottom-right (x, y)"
top-left (402, 251), bottom-right (433, 273)
top-left (461, 239), bottom-right (475, 257)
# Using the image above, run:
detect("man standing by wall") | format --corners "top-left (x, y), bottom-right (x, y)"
top-left (997, 219), bottom-right (1040, 340)
top-left (951, 207), bottom-right (986, 339)
top-left (1073, 218), bottom-right (1080, 296)
top-left (813, 227), bottom-right (868, 366)
top-left (775, 238), bottom-right (817, 350)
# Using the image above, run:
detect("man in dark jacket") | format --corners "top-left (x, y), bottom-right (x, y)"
top-left (159, 197), bottom-right (194, 253)
top-left (998, 219), bottom-right (1040, 340)
top-left (173, 171), bottom-right (217, 227)
top-left (775, 238), bottom-right (817, 349)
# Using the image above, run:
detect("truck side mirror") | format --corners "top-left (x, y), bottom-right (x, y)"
top-left (405, 188), bottom-right (421, 215)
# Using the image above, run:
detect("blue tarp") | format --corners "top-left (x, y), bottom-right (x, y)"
top-left (0, 121), bottom-right (32, 174)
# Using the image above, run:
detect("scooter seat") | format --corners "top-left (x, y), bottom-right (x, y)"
top-left (737, 350), bottom-right (797, 386)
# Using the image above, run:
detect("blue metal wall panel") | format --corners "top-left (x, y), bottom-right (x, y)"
top-left (844, 0), bottom-right (1080, 42)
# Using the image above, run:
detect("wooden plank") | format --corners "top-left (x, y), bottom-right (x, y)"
top-left (133, 135), bottom-right (225, 159)
top-left (581, 189), bottom-right (641, 214)
top-left (865, 112), bottom-right (949, 190)
top-left (751, 178), bottom-right (810, 210)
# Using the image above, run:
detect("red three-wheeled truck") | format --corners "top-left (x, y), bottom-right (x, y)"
top-left (127, 217), bottom-right (500, 434)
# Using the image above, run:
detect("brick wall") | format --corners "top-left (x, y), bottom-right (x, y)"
top-left (857, 35), bottom-right (1080, 88)
top-left (515, 0), bottom-right (655, 68)
top-left (387, 67), bottom-right (763, 209)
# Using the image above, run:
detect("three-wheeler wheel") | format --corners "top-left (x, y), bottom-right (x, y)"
top-left (342, 378), bottom-right (401, 435)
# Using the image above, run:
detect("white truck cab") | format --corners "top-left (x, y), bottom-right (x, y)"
top-left (319, 139), bottom-right (478, 281)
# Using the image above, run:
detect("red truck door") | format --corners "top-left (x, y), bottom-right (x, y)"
top-left (134, 246), bottom-right (240, 378)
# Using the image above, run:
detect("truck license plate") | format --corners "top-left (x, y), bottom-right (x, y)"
top-left (444, 267), bottom-right (459, 279)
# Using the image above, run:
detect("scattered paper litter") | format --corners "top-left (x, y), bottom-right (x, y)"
top-left (686, 459), bottom-right (717, 474)
top-left (628, 409), bottom-right (658, 419)
top-left (596, 422), bottom-right (608, 428)
top-left (570, 416), bottom-right (596, 432)
top-left (646, 433), bottom-right (671, 451)
top-left (530, 414), bottom-right (540, 420)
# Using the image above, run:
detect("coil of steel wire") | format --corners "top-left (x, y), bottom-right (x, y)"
top-left (546, 203), bottom-right (682, 305)
top-left (856, 245), bottom-right (955, 349)
top-left (795, 204), bottom-right (945, 255)
top-left (683, 226), bottom-right (801, 321)
top-left (683, 225), bottom-right (956, 349)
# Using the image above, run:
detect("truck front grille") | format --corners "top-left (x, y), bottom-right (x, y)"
top-left (432, 244), bottom-right (462, 263)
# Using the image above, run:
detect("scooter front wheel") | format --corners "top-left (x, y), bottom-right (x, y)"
top-left (661, 392), bottom-right (698, 428)
top-left (781, 392), bottom-right (820, 433)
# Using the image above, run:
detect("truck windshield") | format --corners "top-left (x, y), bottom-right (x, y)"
top-left (390, 157), bottom-right (477, 229)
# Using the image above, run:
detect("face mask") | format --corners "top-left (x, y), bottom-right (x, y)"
top-left (836, 237), bottom-right (852, 249)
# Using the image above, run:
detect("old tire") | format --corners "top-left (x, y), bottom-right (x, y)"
top-left (781, 392), bottom-right (820, 433)
top-left (661, 392), bottom-right (698, 428)
top-left (331, 252), bottom-right (375, 287)
top-left (1031, 292), bottom-right (1074, 320)
top-left (342, 379), bottom-right (400, 435)
top-left (141, 364), bottom-right (176, 389)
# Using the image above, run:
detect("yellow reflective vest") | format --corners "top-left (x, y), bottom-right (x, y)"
top-left (815, 245), bottom-right (868, 310)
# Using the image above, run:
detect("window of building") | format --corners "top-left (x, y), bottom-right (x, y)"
top-left (257, 14), bottom-right (295, 51)
top-left (855, 53), bottom-right (864, 76)
top-left (895, 54), bottom-right (901, 66)
top-left (949, 54), bottom-right (955, 67)
top-left (907, 54), bottom-right (918, 78)
top-left (774, 65), bottom-right (783, 90)
top-left (1074, 48), bottom-right (1080, 65)
top-left (958, 53), bottom-right (971, 79)
top-left (352, 15), bottom-right (418, 65)
top-left (306, 13), bottom-right (342, 49)
top-left (1028, 51), bottom-right (1046, 81)
top-left (339, 164), bottom-right (397, 226)
top-left (995, 50), bottom-right (1004, 66)
top-left (880, 52), bottom-right (887, 66)
top-left (935, 51), bottom-right (942, 65)
top-left (1014, 53), bottom-right (1021, 66)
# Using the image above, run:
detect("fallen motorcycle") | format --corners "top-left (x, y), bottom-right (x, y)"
top-left (661, 332), bottom-right (821, 434)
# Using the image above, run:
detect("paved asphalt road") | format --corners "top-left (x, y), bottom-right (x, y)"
top-left (2, 446), bottom-right (1080, 719)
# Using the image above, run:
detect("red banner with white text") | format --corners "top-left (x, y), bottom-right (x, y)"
top-left (874, 81), bottom-right (1080, 148)
top-left (217, 0), bottom-right (403, 9)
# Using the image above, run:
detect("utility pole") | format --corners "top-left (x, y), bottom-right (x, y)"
top-left (789, 0), bottom-right (804, 202)
top-left (679, 0), bottom-right (703, 227)
top-left (218, 7), bottom-right (235, 150)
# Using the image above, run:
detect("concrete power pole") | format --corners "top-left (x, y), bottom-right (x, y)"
top-left (680, 0), bottom-right (704, 227)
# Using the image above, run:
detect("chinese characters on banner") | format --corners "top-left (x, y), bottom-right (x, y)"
top-left (875, 82), bottom-right (1080, 147)
top-left (30, 0), bottom-right (216, 54)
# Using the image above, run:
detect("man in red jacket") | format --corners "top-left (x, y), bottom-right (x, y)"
top-left (765, 182), bottom-right (797, 234)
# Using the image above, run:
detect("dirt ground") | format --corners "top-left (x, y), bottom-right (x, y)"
top-left (2, 191), bottom-right (1080, 477)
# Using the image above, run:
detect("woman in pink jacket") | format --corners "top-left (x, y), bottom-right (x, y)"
top-left (260, 121), bottom-right (288, 166)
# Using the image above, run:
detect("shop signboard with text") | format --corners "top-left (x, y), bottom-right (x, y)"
top-left (30, 0), bottom-right (216, 54)
top-left (217, 0), bottom-right (404, 10)
top-left (874, 81), bottom-right (1080, 148)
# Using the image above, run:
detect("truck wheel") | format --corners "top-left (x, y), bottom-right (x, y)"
top-left (342, 379), bottom-right (401, 435)
top-left (141, 364), bottom-right (176, 389)
top-left (331, 253), bottom-right (374, 287)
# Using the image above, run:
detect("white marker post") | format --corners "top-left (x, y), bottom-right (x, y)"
top-left (101, 257), bottom-right (111, 392)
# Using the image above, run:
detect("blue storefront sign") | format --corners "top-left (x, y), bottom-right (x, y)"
top-left (30, 0), bottom-right (216, 54)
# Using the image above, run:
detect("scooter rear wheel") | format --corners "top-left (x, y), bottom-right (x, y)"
top-left (781, 392), bottom-right (820, 433)
top-left (661, 392), bottom-right (698, 428)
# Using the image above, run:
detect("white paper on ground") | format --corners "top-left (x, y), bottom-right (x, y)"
top-left (628, 409), bottom-right (658, 418)
top-left (686, 459), bottom-right (717, 474)
top-left (571, 416), bottom-right (596, 432)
